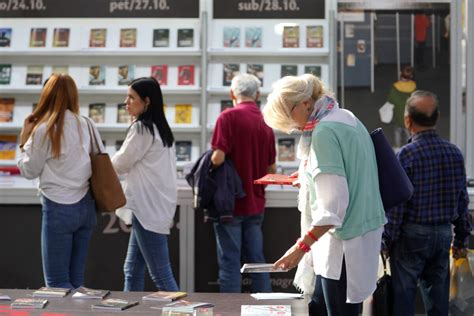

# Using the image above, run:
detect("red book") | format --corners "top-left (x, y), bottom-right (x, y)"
top-left (254, 174), bottom-right (296, 185)
top-left (151, 65), bottom-right (168, 86)
top-left (177, 65), bottom-right (195, 86)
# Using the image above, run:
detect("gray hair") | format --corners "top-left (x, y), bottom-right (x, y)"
top-left (405, 90), bottom-right (439, 115)
top-left (230, 73), bottom-right (261, 100)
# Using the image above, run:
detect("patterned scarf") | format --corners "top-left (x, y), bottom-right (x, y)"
top-left (297, 95), bottom-right (340, 161)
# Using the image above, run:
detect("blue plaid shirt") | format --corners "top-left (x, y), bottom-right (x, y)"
top-left (383, 130), bottom-right (472, 249)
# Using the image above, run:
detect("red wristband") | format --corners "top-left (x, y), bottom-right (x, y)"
top-left (296, 238), bottom-right (311, 253)
top-left (307, 231), bottom-right (318, 242)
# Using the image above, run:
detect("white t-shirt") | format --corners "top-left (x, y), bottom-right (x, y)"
top-left (112, 122), bottom-right (177, 234)
top-left (18, 111), bottom-right (104, 204)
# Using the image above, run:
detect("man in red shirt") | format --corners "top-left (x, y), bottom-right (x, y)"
top-left (415, 13), bottom-right (431, 70)
top-left (211, 73), bottom-right (276, 293)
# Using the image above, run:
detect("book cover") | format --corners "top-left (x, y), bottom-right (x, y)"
top-left (245, 26), bottom-right (262, 48)
top-left (151, 65), bottom-right (168, 86)
top-left (223, 27), bottom-right (240, 48)
top-left (0, 98), bottom-right (14, 122)
top-left (220, 100), bottom-right (233, 112)
top-left (0, 28), bottom-right (12, 47)
top-left (92, 299), bottom-right (138, 311)
top-left (0, 135), bottom-right (17, 160)
top-left (11, 298), bottom-right (48, 309)
top-left (175, 104), bottom-right (192, 124)
top-left (26, 65), bottom-right (44, 85)
top-left (241, 263), bottom-right (289, 273)
top-left (254, 174), bottom-right (296, 186)
top-left (52, 65), bottom-right (69, 75)
top-left (223, 64), bottom-right (239, 86)
top-left (117, 103), bottom-right (132, 124)
top-left (247, 64), bottom-right (264, 86)
top-left (118, 65), bottom-right (135, 85)
top-left (162, 300), bottom-right (214, 313)
top-left (29, 28), bottom-right (47, 47)
top-left (115, 140), bottom-right (124, 151)
top-left (89, 103), bottom-right (106, 123)
top-left (33, 287), bottom-right (70, 298)
top-left (177, 65), bottom-right (195, 86)
top-left (0, 64), bottom-right (11, 85)
top-left (120, 28), bottom-right (137, 48)
top-left (241, 305), bottom-right (291, 316)
top-left (177, 28), bottom-right (194, 47)
top-left (306, 25), bottom-right (323, 48)
top-left (278, 138), bottom-right (295, 161)
top-left (89, 28), bottom-right (107, 48)
top-left (175, 141), bottom-right (192, 162)
top-left (142, 291), bottom-right (187, 302)
top-left (280, 65), bottom-right (297, 78)
top-left (0, 292), bottom-right (11, 300)
top-left (89, 65), bottom-right (106, 85)
top-left (52, 28), bottom-right (70, 48)
top-left (153, 29), bottom-right (169, 47)
top-left (72, 287), bottom-right (110, 299)
top-left (304, 65), bottom-right (321, 77)
top-left (282, 26), bottom-right (299, 48)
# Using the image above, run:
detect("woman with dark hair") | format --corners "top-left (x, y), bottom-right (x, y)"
top-left (112, 77), bottom-right (179, 291)
top-left (17, 74), bottom-right (103, 289)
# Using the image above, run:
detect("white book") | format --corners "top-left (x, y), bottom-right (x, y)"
top-left (250, 293), bottom-right (304, 300)
top-left (0, 293), bottom-right (11, 300)
top-left (72, 286), bottom-right (109, 299)
top-left (240, 263), bottom-right (288, 273)
top-left (241, 305), bottom-right (291, 315)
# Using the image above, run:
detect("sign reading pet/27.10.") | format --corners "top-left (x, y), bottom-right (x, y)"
top-left (213, 0), bottom-right (325, 19)
top-left (0, 0), bottom-right (199, 18)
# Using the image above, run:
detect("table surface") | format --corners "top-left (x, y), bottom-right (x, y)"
top-left (0, 289), bottom-right (310, 315)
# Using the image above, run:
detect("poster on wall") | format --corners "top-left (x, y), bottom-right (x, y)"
top-left (357, 40), bottom-right (366, 53)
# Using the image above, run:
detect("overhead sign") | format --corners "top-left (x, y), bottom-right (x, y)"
top-left (0, 0), bottom-right (199, 18)
top-left (213, 0), bottom-right (325, 19)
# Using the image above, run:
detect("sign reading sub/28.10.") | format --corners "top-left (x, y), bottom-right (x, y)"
top-left (0, 0), bottom-right (199, 18)
top-left (213, 0), bottom-right (325, 19)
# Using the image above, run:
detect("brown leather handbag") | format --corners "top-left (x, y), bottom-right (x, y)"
top-left (85, 118), bottom-right (126, 212)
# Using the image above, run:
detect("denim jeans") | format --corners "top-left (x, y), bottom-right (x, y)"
top-left (213, 214), bottom-right (271, 293)
top-left (41, 191), bottom-right (96, 289)
top-left (389, 223), bottom-right (452, 316)
top-left (309, 258), bottom-right (361, 316)
top-left (123, 215), bottom-right (178, 292)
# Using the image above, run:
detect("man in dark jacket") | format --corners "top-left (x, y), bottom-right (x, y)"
top-left (211, 73), bottom-right (276, 293)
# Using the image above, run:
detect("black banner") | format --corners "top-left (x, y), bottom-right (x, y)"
top-left (213, 0), bottom-right (325, 19)
top-left (0, 0), bottom-right (199, 18)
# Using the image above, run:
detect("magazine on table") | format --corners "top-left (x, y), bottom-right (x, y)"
top-left (240, 263), bottom-right (289, 273)
top-left (33, 287), bottom-right (70, 298)
top-left (0, 292), bottom-right (11, 300)
top-left (142, 291), bottom-right (187, 302)
top-left (241, 304), bottom-right (291, 315)
top-left (11, 298), bottom-right (48, 309)
top-left (159, 300), bottom-right (214, 313)
top-left (72, 286), bottom-right (110, 299)
top-left (92, 298), bottom-right (139, 311)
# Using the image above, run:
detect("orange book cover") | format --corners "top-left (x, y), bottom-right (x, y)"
top-left (254, 174), bottom-right (295, 185)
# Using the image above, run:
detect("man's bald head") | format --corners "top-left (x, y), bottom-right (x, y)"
top-left (405, 90), bottom-right (439, 127)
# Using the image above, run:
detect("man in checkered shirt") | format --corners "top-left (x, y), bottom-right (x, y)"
top-left (382, 90), bottom-right (472, 316)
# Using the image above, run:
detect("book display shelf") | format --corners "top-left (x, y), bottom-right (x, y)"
top-left (0, 0), bottom-right (333, 185)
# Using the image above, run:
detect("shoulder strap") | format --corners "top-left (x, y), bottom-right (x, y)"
top-left (83, 116), bottom-right (101, 154)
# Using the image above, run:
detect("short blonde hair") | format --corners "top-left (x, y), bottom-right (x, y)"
top-left (263, 74), bottom-right (327, 133)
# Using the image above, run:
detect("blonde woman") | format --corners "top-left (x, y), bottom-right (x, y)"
top-left (18, 74), bottom-right (103, 289)
top-left (263, 74), bottom-right (386, 315)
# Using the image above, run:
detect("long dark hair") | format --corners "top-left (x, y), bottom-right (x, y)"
top-left (129, 77), bottom-right (174, 147)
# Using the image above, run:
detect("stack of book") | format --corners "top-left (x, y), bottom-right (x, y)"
top-left (11, 298), bottom-right (48, 309)
top-left (142, 291), bottom-right (187, 302)
top-left (32, 287), bottom-right (70, 298)
top-left (241, 305), bottom-right (291, 315)
top-left (159, 300), bottom-right (214, 315)
top-left (72, 286), bottom-right (110, 299)
top-left (92, 298), bottom-right (139, 311)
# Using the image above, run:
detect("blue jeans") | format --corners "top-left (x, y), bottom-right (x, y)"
top-left (213, 214), bottom-right (271, 293)
top-left (310, 258), bottom-right (361, 316)
top-left (123, 215), bottom-right (178, 292)
top-left (389, 223), bottom-right (452, 316)
top-left (41, 191), bottom-right (96, 289)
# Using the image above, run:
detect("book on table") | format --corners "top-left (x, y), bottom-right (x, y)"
top-left (253, 174), bottom-right (296, 186)
top-left (0, 292), bottom-right (11, 300)
top-left (251, 293), bottom-right (304, 300)
top-left (241, 304), bottom-right (291, 315)
top-left (33, 287), bottom-right (70, 298)
top-left (11, 298), bottom-right (48, 309)
top-left (72, 286), bottom-right (110, 299)
top-left (159, 300), bottom-right (214, 314)
top-left (142, 291), bottom-right (187, 302)
top-left (240, 263), bottom-right (288, 273)
top-left (92, 298), bottom-right (139, 311)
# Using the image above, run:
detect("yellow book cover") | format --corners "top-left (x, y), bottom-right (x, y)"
top-left (120, 28), bottom-right (137, 48)
top-left (0, 135), bottom-right (17, 160)
top-left (174, 104), bottom-right (192, 124)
